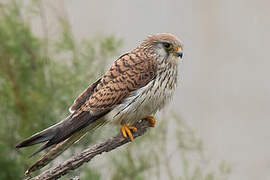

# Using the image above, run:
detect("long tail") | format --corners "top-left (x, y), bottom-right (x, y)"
top-left (24, 118), bottom-right (106, 175)
top-left (16, 111), bottom-right (106, 156)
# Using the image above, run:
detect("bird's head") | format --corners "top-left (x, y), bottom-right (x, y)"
top-left (142, 33), bottom-right (183, 64)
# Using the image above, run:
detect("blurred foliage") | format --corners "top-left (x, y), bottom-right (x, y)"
top-left (0, 143), bottom-right (23, 180)
top-left (0, 1), bottom-right (121, 179)
top-left (0, 1), bottom-right (231, 180)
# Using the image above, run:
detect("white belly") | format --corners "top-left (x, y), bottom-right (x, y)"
top-left (105, 67), bottom-right (178, 125)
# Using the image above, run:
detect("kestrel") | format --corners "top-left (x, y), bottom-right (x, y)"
top-left (16, 33), bottom-right (183, 165)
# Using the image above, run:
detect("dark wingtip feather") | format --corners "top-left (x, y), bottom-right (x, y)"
top-left (16, 139), bottom-right (33, 149)
top-left (28, 141), bottom-right (53, 157)
top-left (16, 135), bottom-right (43, 149)
top-left (15, 143), bottom-right (23, 149)
top-left (16, 125), bottom-right (59, 149)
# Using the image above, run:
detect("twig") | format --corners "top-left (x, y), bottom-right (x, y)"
top-left (26, 120), bottom-right (151, 180)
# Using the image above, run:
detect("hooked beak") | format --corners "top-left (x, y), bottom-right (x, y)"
top-left (174, 46), bottom-right (183, 58)
top-left (176, 51), bottom-right (183, 58)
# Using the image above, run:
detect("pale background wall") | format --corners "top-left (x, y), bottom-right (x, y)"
top-left (32, 0), bottom-right (270, 179)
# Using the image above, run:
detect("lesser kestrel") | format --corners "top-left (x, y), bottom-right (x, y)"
top-left (16, 33), bottom-right (183, 172)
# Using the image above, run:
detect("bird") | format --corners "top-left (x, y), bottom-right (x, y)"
top-left (16, 33), bottom-right (183, 172)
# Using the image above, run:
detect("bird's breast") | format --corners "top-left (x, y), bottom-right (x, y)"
top-left (106, 65), bottom-right (178, 125)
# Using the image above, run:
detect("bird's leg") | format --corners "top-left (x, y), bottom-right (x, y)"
top-left (142, 116), bottom-right (156, 127)
top-left (120, 123), bottom-right (137, 141)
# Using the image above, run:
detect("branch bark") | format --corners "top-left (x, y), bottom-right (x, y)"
top-left (26, 120), bottom-right (151, 180)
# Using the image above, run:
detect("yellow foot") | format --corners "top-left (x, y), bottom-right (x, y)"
top-left (121, 123), bottom-right (137, 141)
top-left (143, 116), bottom-right (156, 127)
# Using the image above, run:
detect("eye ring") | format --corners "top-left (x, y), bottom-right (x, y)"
top-left (163, 42), bottom-right (173, 50)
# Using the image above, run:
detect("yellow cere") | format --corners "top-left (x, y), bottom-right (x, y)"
top-left (175, 46), bottom-right (182, 53)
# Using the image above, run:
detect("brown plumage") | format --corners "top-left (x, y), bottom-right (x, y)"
top-left (16, 33), bottom-right (183, 174)
top-left (71, 50), bottom-right (158, 113)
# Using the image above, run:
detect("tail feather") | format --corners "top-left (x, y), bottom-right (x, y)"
top-left (25, 117), bottom-right (107, 175)
top-left (16, 111), bottom-right (108, 156)
top-left (15, 123), bottom-right (59, 148)
top-left (29, 141), bottom-right (54, 157)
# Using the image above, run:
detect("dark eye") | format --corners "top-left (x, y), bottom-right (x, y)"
top-left (163, 43), bottom-right (173, 50)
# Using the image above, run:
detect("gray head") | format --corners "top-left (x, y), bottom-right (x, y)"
top-left (142, 33), bottom-right (183, 62)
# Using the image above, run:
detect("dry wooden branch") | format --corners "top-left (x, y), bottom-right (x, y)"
top-left (26, 120), bottom-right (151, 180)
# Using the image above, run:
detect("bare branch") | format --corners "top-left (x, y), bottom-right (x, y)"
top-left (26, 120), bottom-right (151, 180)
